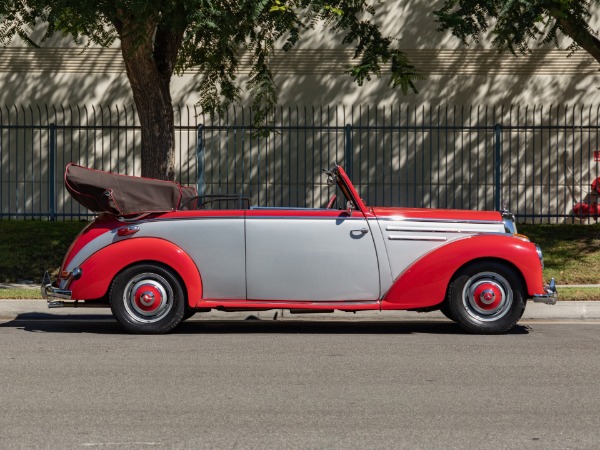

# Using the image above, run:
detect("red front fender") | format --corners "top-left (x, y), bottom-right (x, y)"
top-left (381, 235), bottom-right (545, 310)
top-left (69, 238), bottom-right (203, 307)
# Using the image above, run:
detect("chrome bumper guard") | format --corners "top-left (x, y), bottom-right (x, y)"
top-left (532, 278), bottom-right (558, 305)
top-left (41, 271), bottom-right (90, 308)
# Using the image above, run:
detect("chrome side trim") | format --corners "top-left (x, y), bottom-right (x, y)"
top-left (374, 217), bottom-right (501, 225)
top-left (388, 235), bottom-right (447, 242)
top-left (385, 226), bottom-right (498, 234)
top-left (247, 216), bottom-right (365, 220)
top-left (147, 214), bottom-right (364, 222)
top-left (145, 216), bottom-right (246, 222)
top-left (207, 299), bottom-right (381, 307)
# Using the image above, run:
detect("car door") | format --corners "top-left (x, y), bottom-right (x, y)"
top-left (245, 208), bottom-right (380, 301)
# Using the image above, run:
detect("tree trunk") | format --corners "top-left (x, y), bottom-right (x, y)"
top-left (116, 17), bottom-right (183, 181)
top-left (129, 69), bottom-right (176, 181)
top-left (554, 16), bottom-right (600, 66)
top-left (544, 2), bottom-right (600, 66)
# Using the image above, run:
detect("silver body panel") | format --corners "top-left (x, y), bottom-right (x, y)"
top-left (140, 220), bottom-right (246, 299)
top-left (246, 217), bottom-right (380, 301)
top-left (66, 218), bottom-right (247, 299)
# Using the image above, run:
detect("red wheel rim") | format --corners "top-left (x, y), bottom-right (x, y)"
top-left (133, 284), bottom-right (163, 313)
top-left (123, 273), bottom-right (173, 323)
top-left (471, 283), bottom-right (503, 311)
top-left (462, 272), bottom-right (513, 321)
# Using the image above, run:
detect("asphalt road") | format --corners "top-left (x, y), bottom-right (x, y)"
top-left (1, 318), bottom-right (599, 449)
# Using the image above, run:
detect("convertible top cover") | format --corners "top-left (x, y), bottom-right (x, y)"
top-left (65, 163), bottom-right (197, 216)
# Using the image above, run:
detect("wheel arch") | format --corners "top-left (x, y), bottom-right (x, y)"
top-left (111, 259), bottom-right (189, 301)
top-left (68, 237), bottom-right (203, 307)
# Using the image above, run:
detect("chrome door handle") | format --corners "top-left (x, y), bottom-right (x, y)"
top-left (354, 228), bottom-right (369, 234)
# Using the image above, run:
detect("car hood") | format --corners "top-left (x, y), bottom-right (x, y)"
top-left (370, 206), bottom-right (503, 223)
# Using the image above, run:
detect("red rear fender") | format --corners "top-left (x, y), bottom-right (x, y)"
top-left (69, 238), bottom-right (203, 307)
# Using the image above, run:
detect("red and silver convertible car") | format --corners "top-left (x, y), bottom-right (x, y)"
top-left (43, 163), bottom-right (557, 334)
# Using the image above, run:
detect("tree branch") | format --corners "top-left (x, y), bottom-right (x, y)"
top-left (552, 13), bottom-right (600, 64)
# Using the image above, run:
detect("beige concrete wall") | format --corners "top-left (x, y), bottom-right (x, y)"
top-left (0, 47), bottom-right (598, 107)
top-left (0, 0), bottom-right (598, 106)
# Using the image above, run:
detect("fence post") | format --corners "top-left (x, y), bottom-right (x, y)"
top-left (494, 123), bottom-right (502, 211)
top-left (196, 124), bottom-right (205, 197)
top-left (344, 124), bottom-right (353, 176)
top-left (49, 123), bottom-right (56, 221)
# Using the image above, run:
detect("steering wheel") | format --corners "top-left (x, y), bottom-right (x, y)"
top-left (326, 194), bottom-right (337, 209)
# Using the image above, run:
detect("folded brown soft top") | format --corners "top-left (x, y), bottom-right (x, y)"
top-left (65, 163), bottom-right (197, 216)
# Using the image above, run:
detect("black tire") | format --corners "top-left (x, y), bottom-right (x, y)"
top-left (439, 302), bottom-right (457, 322)
top-left (446, 261), bottom-right (525, 334)
top-left (110, 264), bottom-right (186, 334)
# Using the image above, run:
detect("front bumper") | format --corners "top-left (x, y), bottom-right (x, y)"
top-left (532, 278), bottom-right (558, 305)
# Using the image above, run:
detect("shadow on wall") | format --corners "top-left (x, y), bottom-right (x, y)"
top-left (0, 48), bottom-right (131, 105)
top-left (0, 46), bottom-right (136, 218)
top-left (270, 0), bottom-right (599, 107)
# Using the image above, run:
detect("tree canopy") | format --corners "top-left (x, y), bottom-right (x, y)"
top-left (435, 0), bottom-right (600, 65)
top-left (0, 1), bottom-right (421, 179)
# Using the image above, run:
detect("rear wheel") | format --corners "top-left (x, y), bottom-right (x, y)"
top-left (110, 264), bottom-right (186, 334)
top-left (439, 303), bottom-right (456, 322)
top-left (447, 261), bottom-right (525, 334)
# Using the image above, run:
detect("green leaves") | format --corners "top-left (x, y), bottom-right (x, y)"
top-left (269, 0), bottom-right (288, 12)
top-left (435, 0), bottom-right (600, 64)
top-left (0, 0), bottom-right (423, 128)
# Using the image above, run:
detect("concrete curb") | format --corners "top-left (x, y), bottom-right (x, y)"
top-left (1, 299), bottom-right (600, 321)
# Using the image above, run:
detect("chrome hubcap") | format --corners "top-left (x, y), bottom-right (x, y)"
top-left (462, 272), bottom-right (512, 321)
top-left (124, 273), bottom-right (173, 323)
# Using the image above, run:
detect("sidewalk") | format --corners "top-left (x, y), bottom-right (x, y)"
top-left (1, 299), bottom-right (600, 321)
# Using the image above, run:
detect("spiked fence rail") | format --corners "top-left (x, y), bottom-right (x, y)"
top-left (1, 104), bottom-right (599, 223)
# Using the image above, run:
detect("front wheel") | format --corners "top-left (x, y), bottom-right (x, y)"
top-left (110, 264), bottom-right (186, 334)
top-left (446, 261), bottom-right (525, 334)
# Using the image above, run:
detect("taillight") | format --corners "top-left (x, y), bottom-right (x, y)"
top-left (117, 225), bottom-right (140, 237)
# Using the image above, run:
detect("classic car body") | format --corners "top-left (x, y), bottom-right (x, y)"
top-left (43, 163), bottom-right (557, 334)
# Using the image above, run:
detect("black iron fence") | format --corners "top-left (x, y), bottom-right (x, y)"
top-left (1, 104), bottom-right (599, 223)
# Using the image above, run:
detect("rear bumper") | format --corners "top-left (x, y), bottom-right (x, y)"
top-left (41, 271), bottom-right (72, 302)
top-left (532, 278), bottom-right (558, 305)
top-left (41, 271), bottom-right (93, 308)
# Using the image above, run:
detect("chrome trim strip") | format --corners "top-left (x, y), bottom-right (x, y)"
top-left (206, 299), bottom-right (381, 307)
top-left (385, 226), bottom-right (495, 234)
top-left (246, 216), bottom-right (365, 220)
top-left (373, 217), bottom-right (501, 225)
top-left (388, 235), bottom-right (447, 242)
top-left (147, 215), bottom-right (366, 222)
top-left (146, 216), bottom-right (246, 222)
